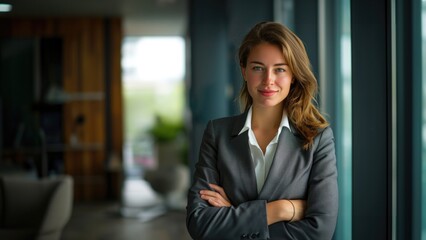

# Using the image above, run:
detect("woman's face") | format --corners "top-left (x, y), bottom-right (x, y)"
top-left (241, 43), bottom-right (293, 109)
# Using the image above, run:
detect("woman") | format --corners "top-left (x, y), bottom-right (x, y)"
top-left (186, 21), bottom-right (338, 240)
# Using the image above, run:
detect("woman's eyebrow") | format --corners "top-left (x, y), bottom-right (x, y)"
top-left (249, 61), bottom-right (288, 66)
top-left (249, 61), bottom-right (265, 65)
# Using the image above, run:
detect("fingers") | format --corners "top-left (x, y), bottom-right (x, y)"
top-left (208, 184), bottom-right (230, 202)
top-left (200, 189), bottom-right (221, 199)
top-left (199, 184), bottom-right (231, 207)
top-left (200, 191), bottom-right (230, 207)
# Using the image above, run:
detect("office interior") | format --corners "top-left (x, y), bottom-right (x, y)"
top-left (0, 0), bottom-right (425, 239)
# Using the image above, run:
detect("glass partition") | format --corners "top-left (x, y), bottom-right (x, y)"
top-left (336, 0), bottom-right (352, 238)
top-left (421, 0), bottom-right (426, 238)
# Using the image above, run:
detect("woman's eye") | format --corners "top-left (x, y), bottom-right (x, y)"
top-left (252, 66), bottom-right (263, 71)
top-left (275, 68), bottom-right (286, 73)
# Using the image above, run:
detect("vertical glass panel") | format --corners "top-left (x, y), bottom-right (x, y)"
top-left (336, 0), bottom-right (352, 239)
top-left (421, 0), bottom-right (426, 238)
top-left (317, 0), bottom-right (352, 238)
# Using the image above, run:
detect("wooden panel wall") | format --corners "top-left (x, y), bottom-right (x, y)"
top-left (107, 19), bottom-right (124, 198)
top-left (0, 18), bottom-right (123, 201)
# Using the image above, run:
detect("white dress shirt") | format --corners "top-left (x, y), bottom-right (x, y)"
top-left (238, 106), bottom-right (291, 193)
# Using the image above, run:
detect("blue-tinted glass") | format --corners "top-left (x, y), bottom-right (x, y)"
top-left (422, 0), bottom-right (426, 238)
top-left (337, 0), bottom-right (352, 239)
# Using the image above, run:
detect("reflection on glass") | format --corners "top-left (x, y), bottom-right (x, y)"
top-left (422, 0), bottom-right (426, 238)
top-left (339, 36), bottom-right (352, 240)
top-left (336, 0), bottom-right (352, 239)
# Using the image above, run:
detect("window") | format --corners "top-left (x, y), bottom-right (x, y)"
top-left (121, 36), bottom-right (186, 170)
top-left (318, 0), bottom-right (352, 238)
top-left (334, 0), bottom-right (352, 239)
top-left (422, 0), bottom-right (426, 237)
top-left (337, 0), bottom-right (352, 238)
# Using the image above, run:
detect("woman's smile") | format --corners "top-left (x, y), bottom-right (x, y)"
top-left (258, 89), bottom-right (279, 97)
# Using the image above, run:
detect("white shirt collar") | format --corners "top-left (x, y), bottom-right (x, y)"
top-left (238, 106), bottom-right (291, 135)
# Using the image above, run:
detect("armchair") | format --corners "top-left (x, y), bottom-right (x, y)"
top-left (0, 175), bottom-right (73, 240)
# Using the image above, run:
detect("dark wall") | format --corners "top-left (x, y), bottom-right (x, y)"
top-left (351, 0), bottom-right (392, 239)
top-left (0, 38), bottom-right (35, 148)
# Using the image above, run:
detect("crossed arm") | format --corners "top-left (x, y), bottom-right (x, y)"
top-left (200, 183), bottom-right (306, 225)
top-left (187, 121), bottom-right (338, 239)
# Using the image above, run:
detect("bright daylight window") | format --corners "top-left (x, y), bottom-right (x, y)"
top-left (121, 37), bottom-right (185, 170)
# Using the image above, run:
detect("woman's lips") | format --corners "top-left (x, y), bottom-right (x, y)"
top-left (259, 89), bottom-right (278, 97)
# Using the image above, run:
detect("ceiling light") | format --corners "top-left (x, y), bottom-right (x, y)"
top-left (0, 3), bottom-right (12, 12)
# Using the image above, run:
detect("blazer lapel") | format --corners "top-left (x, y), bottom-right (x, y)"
top-left (258, 127), bottom-right (302, 200)
top-left (229, 113), bottom-right (258, 201)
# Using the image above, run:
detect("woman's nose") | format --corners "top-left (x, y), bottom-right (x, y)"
top-left (263, 69), bottom-right (275, 85)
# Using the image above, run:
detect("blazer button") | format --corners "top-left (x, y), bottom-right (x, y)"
top-left (250, 233), bottom-right (257, 239)
top-left (240, 234), bottom-right (247, 239)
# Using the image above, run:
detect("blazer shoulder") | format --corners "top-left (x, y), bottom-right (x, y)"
top-left (321, 126), bottom-right (334, 138)
top-left (317, 126), bottom-right (334, 138)
top-left (312, 126), bottom-right (335, 152)
top-left (210, 112), bottom-right (246, 125)
top-left (207, 112), bottom-right (247, 134)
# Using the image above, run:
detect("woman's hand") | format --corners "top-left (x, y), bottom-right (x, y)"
top-left (266, 199), bottom-right (306, 225)
top-left (200, 183), bottom-right (231, 207)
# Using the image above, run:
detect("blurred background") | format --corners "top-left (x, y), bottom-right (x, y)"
top-left (0, 0), bottom-right (425, 239)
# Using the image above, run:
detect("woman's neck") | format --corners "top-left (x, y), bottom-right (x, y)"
top-left (251, 105), bottom-right (283, 131)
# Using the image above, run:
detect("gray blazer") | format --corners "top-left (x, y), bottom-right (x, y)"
top-left (186, 112), bottom-right (338, 240)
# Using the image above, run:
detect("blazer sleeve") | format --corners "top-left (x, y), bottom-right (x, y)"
top-left (186, 120), bottom-right (270, 240)
top-left (277, 127), bottom-right (339, 239)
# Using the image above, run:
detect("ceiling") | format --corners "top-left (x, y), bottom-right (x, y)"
top-left (0, 0), bottom-right (188, 36)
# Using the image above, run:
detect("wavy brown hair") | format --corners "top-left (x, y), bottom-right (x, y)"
top-left (238, 21), bottom-right (328, 150)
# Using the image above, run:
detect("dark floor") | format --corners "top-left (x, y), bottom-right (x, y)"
top-left (61, 201), bottom-right (192, 240)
